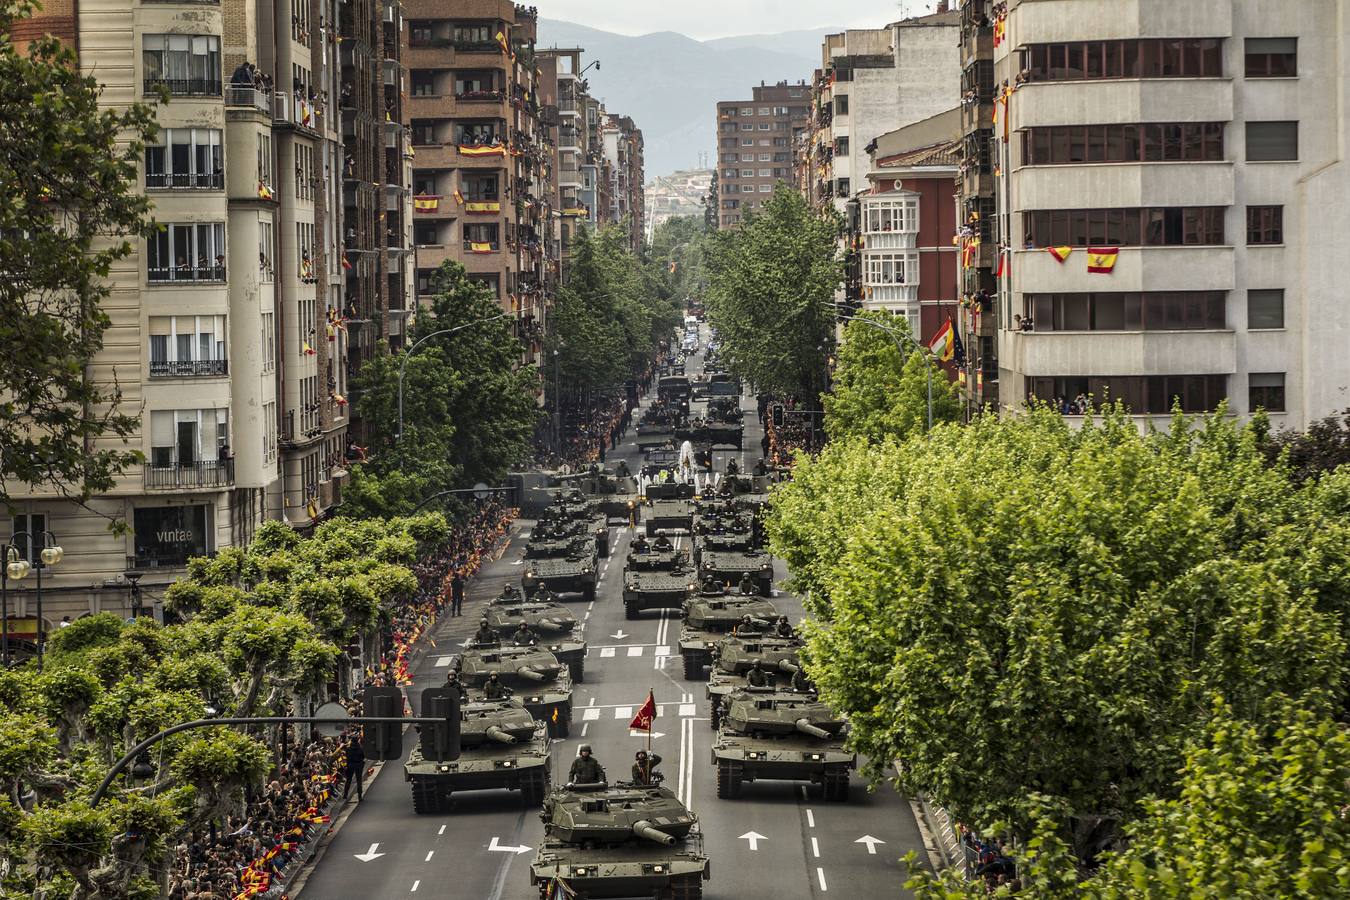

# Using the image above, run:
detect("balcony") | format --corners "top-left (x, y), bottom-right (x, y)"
top-left (143, 459), bottom-right (234, 490)
top-left (146, 171), bottom-right (225, 190)
top-left (144, 77), bottom-right (222, 98)
top-left (148, 265), bottom-right (226, 284)
top-left (149, 359), bottom-right (228, 377)
top-left (456, 89), bottom-right (505, 103)
top-left (1004, 329), bottom-right (1236, 378)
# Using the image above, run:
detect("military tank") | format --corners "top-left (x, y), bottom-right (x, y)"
top-left (530, 782), bottom-right (709, 899)
top-left (625, 544), bottom-right (688, 572)
top-left (677, 590), bottom-right (778, 680)
top-left (646, 498), bottom-right (693, 536)
top-left (405, 698), bottom-right (551, 813)
top-left (697, 549), bottom-right (774, 596)
top-left (570, 470), bottom-right (643, 524)
top-left (622, 565), bottom-right (696, 620)
top-left (484, 595), bottom-right (588, 682)
top-left (523, 544), bottom-right (599, 601)
top-left (706, 633), bottom-right (804, 729)
top-left (456, 646), bottom-right (574, 737)
top-left (712, 689), bottom-right (854, 801)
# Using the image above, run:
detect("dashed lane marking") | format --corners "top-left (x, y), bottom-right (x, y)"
top-left (817, 868), bottom-right (828, 891)
top-left (626, 646), bottom-right (643, 657)
top-left (811, 837), bottom-right (820, 858)
top-left (614, 706), bottom-right (633, 719)
top-left (583, 708), bottom-right (601, 721)
top-left (438, 825), bottom-right (446, 836)
top-left (425, 851), bottom-right (434, 862)
top-left (600, 648), bottom-right (616, 658)
top-left (411, 881), bottom-right (420, 892)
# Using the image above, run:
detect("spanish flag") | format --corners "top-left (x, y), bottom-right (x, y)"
top-left (459, 144), bottom-right (507, 157)
top-left (414, 195), bottom-right (440, 212)
top-left (996, 248), bottom-right (1009, 279)
top-left (465, 201), bottom-right (500, 214)
top-left (1086, 247), bottom-right (1119, 274)
top-left (1046, 246), bottom-right (1071, 263)
top-left (468, 241), bottom-right (493, 254)
top-left (303, 341), bottom-right (316, 356)
top-left (495, 30), bottom-right (515, 60)
top-left (928, 319), bottom-right (956, 362)
top-left (341, 254), bottom-right (352, 270)
top-left (306, 498), bottom-right (319, 520)
top-left (257, 181), bottom-right (273, 200)
top-left (453, 188), bottom-right (466, 205)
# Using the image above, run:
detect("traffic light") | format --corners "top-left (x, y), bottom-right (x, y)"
top-left (771, 405), bottom-right (784, 429)
top-left (418, 687), bottom-right (462, 762)
top-left (361, 686), bottom-right (404, 761)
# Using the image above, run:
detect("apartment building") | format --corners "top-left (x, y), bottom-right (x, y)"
top-left (603, 114), bottom-right (646, 251)
top-left (800, 11), bottom-right (960, 217)
top-left (715, 81), bottom-right (811, 229)
top-left (405, 0), bottom-right (551, 359)
top-left (3, 0), bottom-right (393, 631)
top-left (991, 0), bottom-right (1350, 429)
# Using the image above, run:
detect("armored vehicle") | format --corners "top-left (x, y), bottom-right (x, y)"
top-left (483, 596), bottom-right (587, 682)
top-left (646, 499), bottom-right (693, 536)
top-left (636, 410), bottom-right (679, 450)
top-left (623, 566), bottom-right (695, 620)
top-left (676, 418), bottom-right (742, 450)
top-left (644, 480), bottom-right (695, 502)
top-left (530, 782), bottom-right (710, 900)
top-left (678, 591), bottom-right (778, 680)
top-left (570, 470), bottom-right (643, 524)
top-left (625, 542), bottom-right (688, 572)
top-left (658, 375), bottom-right (692, 407)
top-left (712, 689), bottom-right (854, 801)
top-left (523, 545), bottom-right (599, 600)
top-left (405, 698), bottom-right (550, 813)
top-left (697, 549), bottom-right (774, 596)
top-left (706, 633), bottom-right (804, 728)
top-left (456, 646), bottom-right (574, 737)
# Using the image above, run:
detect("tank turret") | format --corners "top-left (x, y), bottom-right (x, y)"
top-left (795, 718), bottom-right (832, 740)
top-left (540, 782), bottom-right (698, 844)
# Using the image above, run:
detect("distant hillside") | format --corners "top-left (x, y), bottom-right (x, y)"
top-left (537, 19), bottom-right (829, 179)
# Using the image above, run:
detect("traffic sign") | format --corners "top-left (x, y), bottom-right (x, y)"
top-left (313, 701), bottom-right (351, 738)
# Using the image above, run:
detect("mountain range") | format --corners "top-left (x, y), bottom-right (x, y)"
top-left (537, 19), bottom-right (833, 180)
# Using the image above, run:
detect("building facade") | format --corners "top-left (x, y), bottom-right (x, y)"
top-left (404, 0), bottom-right (551, 363)
top-left (990, 0), bottom-right (1350, 429)
top-left (715, 81), bottom-right (811, 229)
top-left (603, 114), bottom-right (646, 251)
top-left (4, 0), bottom-right (397, 630)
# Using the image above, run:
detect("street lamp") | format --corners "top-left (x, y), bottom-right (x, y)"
top-left (0, 544), bottom-right (31, 667)
top-left (124, 570), bottom-right (144, 620)
top-left (1, 531), bottom-right (61, 670)
top-left (396, 313), bottom-right (509, 442)
top-left (837, 313), bottom-right (934, 432)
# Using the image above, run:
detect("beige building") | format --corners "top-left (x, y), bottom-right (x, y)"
top-left (4, 0), bottom-right (404, 636)
top-left (991, 0), bottom-right (1350, 429)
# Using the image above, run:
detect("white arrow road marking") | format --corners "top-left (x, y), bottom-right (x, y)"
top-left (610, 630), bottom-right (629, 640)
top-left (487, 836), bottom-right (532, 855)
top-left (855, 835), bottom-right (886, 855)
top-left (629, 730), bottom-right (665, 739)
top-left (354, 843), bottom-right (385, 862)
top-left (739, 831), bottom-right (767, 851)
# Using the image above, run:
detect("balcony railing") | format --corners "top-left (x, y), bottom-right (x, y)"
top-left (148, 265), bottom-right (226, 283)
top-left (456, 90), bottom-right (504, 103)
top-left (127, 552), bottom-right (196, 571)
top-left (146, 171), bottom-right (225, 190)
top-left (225, 83), bottom-right (269, 110)
top-left (143, 459), bottom-right (234, 489)
top-left (453, 39), bottom-right (499, 52)
top-left (144, 77), bottom-right (222, 98)
top-left (148, 359), bottom-right (228, 377)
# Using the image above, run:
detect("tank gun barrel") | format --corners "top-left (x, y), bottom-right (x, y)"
top-left (535, 619), bottom-right (569, 633)
top-left (515, 666), bottom-right (549, 682)
top-left (795, 718), bottom-right (832, 740)
top-left (484, 725), bottom-right (518, 744)
top-left (776, 659), bottom-right (801, 675)
top-left (632, 820), bottom-right (677, 846)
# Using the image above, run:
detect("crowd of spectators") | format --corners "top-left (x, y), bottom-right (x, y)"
top-left (167, 498), bottom-right (515, 899)
top-left (764, 402), bottom-right (810, 467)
top-left (961, 828), bottom-right (1021, 894)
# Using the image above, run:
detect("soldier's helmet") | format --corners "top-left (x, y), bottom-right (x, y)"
top-left (635, 750), bottom-right (648, 760)
top-left (751, 659), bottom-right (763, 669)
top-left (579, 744), bottom-right (592, 754)
top-left (488, 672), bottom-right (500, 680)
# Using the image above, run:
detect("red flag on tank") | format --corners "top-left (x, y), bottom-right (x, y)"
top-left (629, 691), bottom-right (657, 732)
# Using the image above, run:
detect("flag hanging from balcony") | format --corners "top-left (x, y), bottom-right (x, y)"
top-left (996, 247), bottom-right (1009, 279)
top-left (1047, 246), bottom-right (1072, 263)
top-left (306, 498), bottom-right (320, 520)
top-left (459, 144), bottom-right (507, 157)
top-left (303, 341), bottom-right (316, 356)
top-left (495, 30), bottom-right (515, 60)
top-left (341, 254), bottom-right (352, 270)
top-left (465, 201), bottom-right (501, 214)
top-left (414, 195), bottom-right (440, 212)
top-left (468, 241), bottom-right (493, 254)
top-left (928, 319), bottom-right (956, 363)
top-left (453, 188), bottom-right (466, 205)
top-left (257, 181), bottom-right (273, 200)
top-left (1087, 247), bottom-right (1119, 273)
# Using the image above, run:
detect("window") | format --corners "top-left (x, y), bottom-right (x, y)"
top-left (759, 184), bottom-right (771, 192)
top-left (741, 138), bottom-right (754, 146)
top-left (864, 250), bottom-right (919, 285)
top-left (1024, 123), bottom-right (1224, 164)
top-left (740, 169), bottom-right (754, 177)
top-left (454, 121), bottom-right (502, 145)
top-left (411, 70), bottom-right (437, 96)
top-left (741, 185), bottom-right (754, 193)
top-left (149, 408), bottom-right (229, 468)
top-left (1024, 207), bottom-right (1224, 247)
top-left (260, 310), bottom-right (276, 371)
top-left (837, 178), bottom-right (850, 196)
top-left (864, 197), bottom-right (919, 233)
top-left (296, 222), bottom-right (315, 281)
top-left (1247, 289), bottom-right (1285, 329)
top-left (1246, 206), bottom-right (1283, 244)
top-left (773, 138), bottom-right (789, 147)
top-left (463, 173), bottom-right (498, 201)
top-left (1028, 376), bottom-right (1229, 413)
top-left (132, 505), bottom-right (209, 568)
top-left (834, 95), bottom-right (849, 114)
top-left (740, 123), bottom-right (755, 132)
top-left (721, 153), bottom-right (737, 162)
top-left (758, 122), bottom-right (770, 130)
top-left (741, 107), bottom-right (754, 116)
top-left (258, 219), bottom-right (273, 281)
top-left (721, 138), bottom-right (737, 149)
top-left (262, 401), bottom-right (277, 463)
top-left (740, 153), bottom-right (754, 162)
top-left (463, 222), bottom-right (499, 249)
top-left (722, 199), bottom-right (739, 210)
top-left (1245, 38), bottom-right (1296, 77)
top-left (758, 153), bottom-right (771, 161)
top-left (256, 133), bottom-right (272, 191)
top-left (147, 223), bottom-right (226, 282)
top-left (722, 168), bottom-right (737, 178)
top-left (774, 168), bottom-right (787, 177)
top-left (758, 168), bottom-right (771, 177)
top-left (835, 136), bottom-right (849, 156)
top-left (773, 152), bottom-right (789, 162)
top-left (452, 24), bottom-right (493, 48)
top-left (1024, 39), bottom-right (1223, 82)
top-left (411, 120), bottom-right (439, 145)
top-left (148, 315), bottom-right (227, 376)
top-left (758, 107), bottom-right (770, 116)
top-left (145, 129), bottom-right (223, 189)
top-left (1247, 122), bottom-right (1298, 161)
top-left (10, 514), bottom-right (47, 563)
top-left (1025, 292), bottom-right (1226, 331)
top-left (142, 35), bottom-right (221, 96)
top-left (1249, 373), bottom-right (1285, 412)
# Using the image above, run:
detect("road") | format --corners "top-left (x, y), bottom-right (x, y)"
top-left (297, 343), bottom-right (926, 899)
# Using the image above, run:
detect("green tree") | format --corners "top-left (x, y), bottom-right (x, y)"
top-left (345, 262), bottom-right (538, 518)
top-left (0, 3), bottom-right (160, 509)
top-left (823, 312), bottom-right (962, 443)
top-left (1261, 408), bottom-right (1350, 483)
top-left (769, 408), bottom-right (1350, 848)
top-left (650, 215), bottom-right (710, 303)
top-left (704, 185), bottom-right (842, 402)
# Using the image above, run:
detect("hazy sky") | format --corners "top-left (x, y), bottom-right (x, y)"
top-left (531, 0), bottom-right (938, 40)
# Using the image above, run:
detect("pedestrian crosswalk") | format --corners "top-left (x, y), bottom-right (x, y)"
top-left (597, 644), bottom-right (668, 658)
top-left (580, 702), bottom-right (699, 721)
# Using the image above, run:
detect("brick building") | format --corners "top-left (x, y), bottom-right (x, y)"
top-left (714, 81), bottom-right (811, 229)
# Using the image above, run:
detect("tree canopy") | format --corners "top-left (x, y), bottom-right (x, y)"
top-left (703, 186), bottom-right (842, 400)
top-left (0, 4), bottom-right (159, 510)
top-left (344, 262), bottom-right (539, 518)
top-left (768, 407), bottom-right (1350, 848)
top-left (823, 312), bottom-right (962, 443)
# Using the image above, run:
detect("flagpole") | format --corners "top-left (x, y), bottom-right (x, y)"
top-left (646, 686), bottom-right (653, 782)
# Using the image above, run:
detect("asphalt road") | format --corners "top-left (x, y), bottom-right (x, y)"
top-left (297, 343), bottom-right (926, 899)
